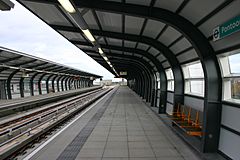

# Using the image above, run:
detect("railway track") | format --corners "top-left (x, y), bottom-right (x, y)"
top-left (0, 87), bottom-right (112, 159)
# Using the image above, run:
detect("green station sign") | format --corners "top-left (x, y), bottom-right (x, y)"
top-left (213, 15), bottom-right (240, 41)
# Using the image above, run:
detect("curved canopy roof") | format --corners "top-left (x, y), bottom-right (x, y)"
top-left (0, 46), bottom-right (102, 80)
top-left (16, 0), bottom-right (240, 78)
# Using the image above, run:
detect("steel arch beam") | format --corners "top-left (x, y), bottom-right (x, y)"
top-left (30, 72), bottom-right (40, 96)
top-left (56, 76), bottom-right (63, 92)
top-left (19, 77), bottom-right (25, 98)
top-left (84, 49), bottom-right (167, 110)
top-left (52, 75), bottom-right (58, 92)
top-left (7, 70), bottom-right (20, 99)
top-left (69, 77), bottom-right (74, 90)
top-left (110, 61), bottom-right (146, 95)
top-left (46, 74), bottom-right (55, 93)
top-left (102, 56), bottom-right (155, 102)
top-left (109, 57), bottom-right (159, 106)
top-left (61, 76), bottom-right (68, 91)
top-left (65, 76), bottom-right (71, 90)
top-left (55, 26), bottom-right (183, 108)
top-left (111, 60), bottom-right (150, 99)
top-left (72, 0), bottom-right (222, 152)
top-left (38, 73), bottom-right (48, 95)
top-left (82, 45), bottom-right (168, 104)
top-left (75, 41), bottom-right (164, 71)
top-left (81, 44), bottom-right (167, 98)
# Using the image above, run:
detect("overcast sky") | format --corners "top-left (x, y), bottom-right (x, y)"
top-left (0, 0), bottom-right (114, 80)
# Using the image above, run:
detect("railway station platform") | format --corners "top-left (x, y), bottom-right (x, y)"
top-left (20, 86), bottom-right (203, 160)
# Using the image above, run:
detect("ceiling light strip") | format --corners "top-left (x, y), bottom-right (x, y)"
top-left (58, 1), bottom-right (118, 76)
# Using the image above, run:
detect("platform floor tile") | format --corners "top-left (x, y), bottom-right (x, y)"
top-left (75, 87), bottom-right (201, 160)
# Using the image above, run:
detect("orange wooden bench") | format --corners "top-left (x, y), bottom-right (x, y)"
top-left (171, 104), bottom-right (203, 137)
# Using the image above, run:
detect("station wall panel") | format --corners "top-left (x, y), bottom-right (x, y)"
top-left (218, 128), bottom-right (240, 160)
top-left (221, 105), bottom-right (240, 133)
top-left (167, 92), bottom-right (174, 103)
top-left (184, 96), bottom-right (204, 111)
top-left (166, 102), bottom-right (173, 115)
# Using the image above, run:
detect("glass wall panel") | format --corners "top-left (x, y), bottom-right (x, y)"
top-left (182, 61), bottom-right (204, 96)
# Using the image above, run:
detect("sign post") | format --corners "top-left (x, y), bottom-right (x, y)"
top-left (213, 15), bottom-right (240, 41)
top-left (119, 71), bottom-right (127, 76)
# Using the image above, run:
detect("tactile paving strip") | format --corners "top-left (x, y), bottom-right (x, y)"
top-left (56, 89), bottom-right (117, 160)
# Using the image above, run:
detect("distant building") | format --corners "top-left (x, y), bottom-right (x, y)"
top-left (100, 80), bottom-right (112, 86)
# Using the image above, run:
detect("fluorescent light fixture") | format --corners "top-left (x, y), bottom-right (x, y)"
top-left (25, 68), bottom-right (33, 71)
top-left (58, 0), bottom-right (76, 13)
top-left (82, 29), bottom-right (95, 42)
top-left (107, 61), bottom-right (111, 65)
top-left (103, 56), bottom-right (108, 61)
top-left (98, 48), bottom-right (104, 54)
top-left (8, 66), bottom-right (19, 70)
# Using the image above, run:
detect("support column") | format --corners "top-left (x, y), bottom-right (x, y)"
top-left (79, 79), bottom-right (82, 89)
top-left (74, 79), bottom-right (77, 89)
top-left (52, 75), bottom-right (58, 93)
top-left (7, 70), bottom-right (19, 99)
top-left (65, 77), bottom-right (70, 91)
top-left (56, 76), bottom-right (62, 92)
top-left (19, 77), bottom-right (24, 98)
top-left (30, 72), bottom-right (40, 96)
top-left (61, 76), bottom-right (67, 91)
top-left (38, 73), bottom-right (47, 95)
top-left (80, 79), bottom-right (83, 88)
top-left (46, 74), bottom-right (54, 93)
top-left (76, 79), bottom-right (79, 89)
top-left (68, 78), bottom-right (73, 90)
top-left (159, 71), bottom-right (167, 113)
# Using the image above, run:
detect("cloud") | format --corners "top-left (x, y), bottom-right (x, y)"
top-left (229, 54), bottom-right (240, 74)
top-left (0, 0), bottom-right (114, 79)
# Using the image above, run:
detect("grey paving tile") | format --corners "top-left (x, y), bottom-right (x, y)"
top-left (127, 125), bottom-right (142, 128)
top-left (87, 135), bottom-right (108, 142)
top-left (102, 158), bottom-right (128, 160)
top-left (145, 131), bottom-right (163, 136)
top-left (129, 148), bottom-right (155, 158)
top-left (130, 158), bottom-right (156, 160)
top-left (156, 158), bottom-right (184, 160)
top-left (108, 136), bottom-right (128, 141)
top-left (111, 127), bottom-right (127, 131)
top-left (75, 157), bottom-right (102, 160)
top-left (153, 148), bottom-right (181, 157)
top-left (149, 140), bottom-right (173, 148)
top-left (77, 148), bottom-right (104, 158)
top-left (128, 141), bottom-right (151, 148)
top-left (91, 130), bottom-right (110, 134)
top-left (94, 126), bottom-right (111, 130)
top-left (128, 136), bottom-right (148, 142)
top-left (127, 131), bottom-right (145, 136)
top-left (90, 132), bottom-right (109, 137)
top-left (127, 127), bottom-right (143, 131)
top-left (105, 141), bottom-right (128, 149)
top-left (109, 131), bottom-right (127, 136)
top-left (82, 141), bottom-right (106, 149)
top-left (103, 148), bottom-right (128, 157)
top-left (76, 158), bottom-right (101, 160)
top-left (147, 136), bottom-right (166, 141)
